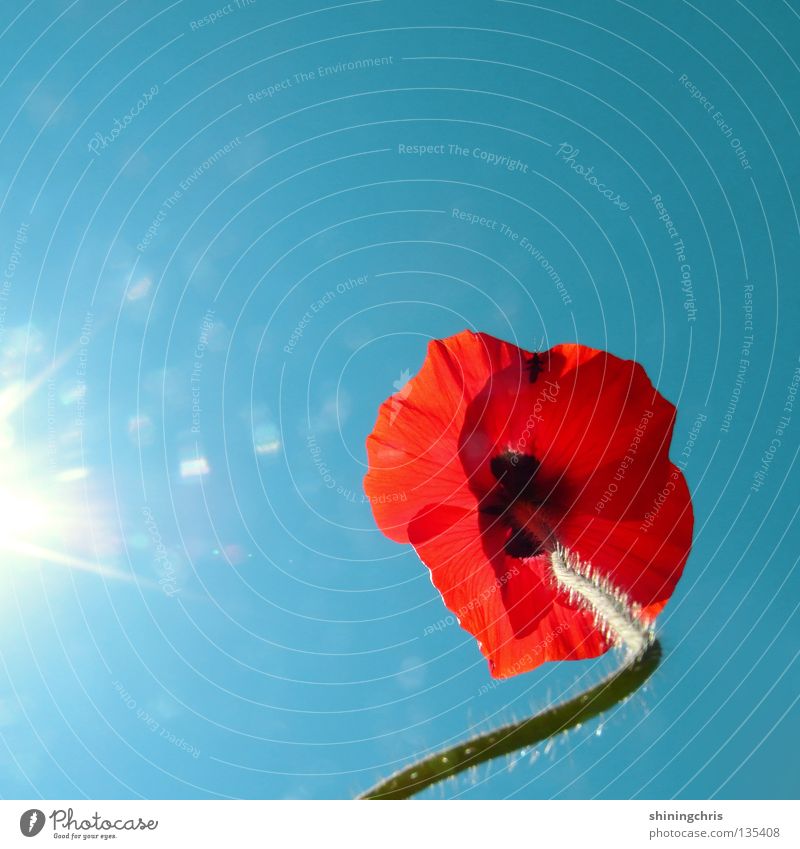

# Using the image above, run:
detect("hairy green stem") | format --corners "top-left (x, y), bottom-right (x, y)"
top-left (358, 639), bottom-right (662, 800)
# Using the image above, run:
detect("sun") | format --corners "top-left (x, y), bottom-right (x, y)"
top-left (0, 435), bottom-right (94, 573)
top-left (0, 370), bottom-right (73, 552)
top-left (0, 372), bottom-right (128, 581)
top-left (0, 482), bottom-right (49, 542)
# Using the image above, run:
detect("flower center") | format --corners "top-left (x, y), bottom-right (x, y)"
top-left (481, 450), bottom-right (556, 558)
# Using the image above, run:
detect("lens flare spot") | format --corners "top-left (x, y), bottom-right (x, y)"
top-left (222, 543), bottom-right (247, 565)
top-left (59, 383), bottom-right (87, 406)
top-left (253, 422), bottom-right (281, 455)
top-left (180, 456), bottom-right (210, 478)
top-left (126, 276), bottom-right (152, 301)
top-left (128, 414), bottom-right (154, 445)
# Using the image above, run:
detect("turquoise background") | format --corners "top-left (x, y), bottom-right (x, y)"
top-left (0, 0), bottom-right (798, 799)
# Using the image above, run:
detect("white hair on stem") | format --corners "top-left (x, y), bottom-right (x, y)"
top-left (549, 544), bottom-right (653, 657)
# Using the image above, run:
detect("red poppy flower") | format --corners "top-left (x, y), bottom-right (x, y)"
top-left (364, 330), bottom-right (693, 678)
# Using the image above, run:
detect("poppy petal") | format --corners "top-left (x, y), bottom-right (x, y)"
top-left (456, 341), bottom-right (692, 614)
top-left (364, 331), bottom-right (527, 541)
top-left (364, 330), bottom-right (693, 678)
top-left (459, 343), bottom-right (678, 501)
top-left (407, 504), bottom-right (609, 678)
top-left (529, 345), bottom-right (680, 498)
top-left (558, 464), bottom-right (693, 617)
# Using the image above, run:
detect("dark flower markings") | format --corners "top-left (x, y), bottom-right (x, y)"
top-left (481, 451), bottom-right (543, 558)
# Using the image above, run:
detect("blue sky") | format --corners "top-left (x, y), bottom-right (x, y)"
top-left (0, 0), bottom-right (798, 800)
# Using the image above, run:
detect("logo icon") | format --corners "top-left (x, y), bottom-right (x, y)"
top-left (19, 809), bottom-right (45, 837)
